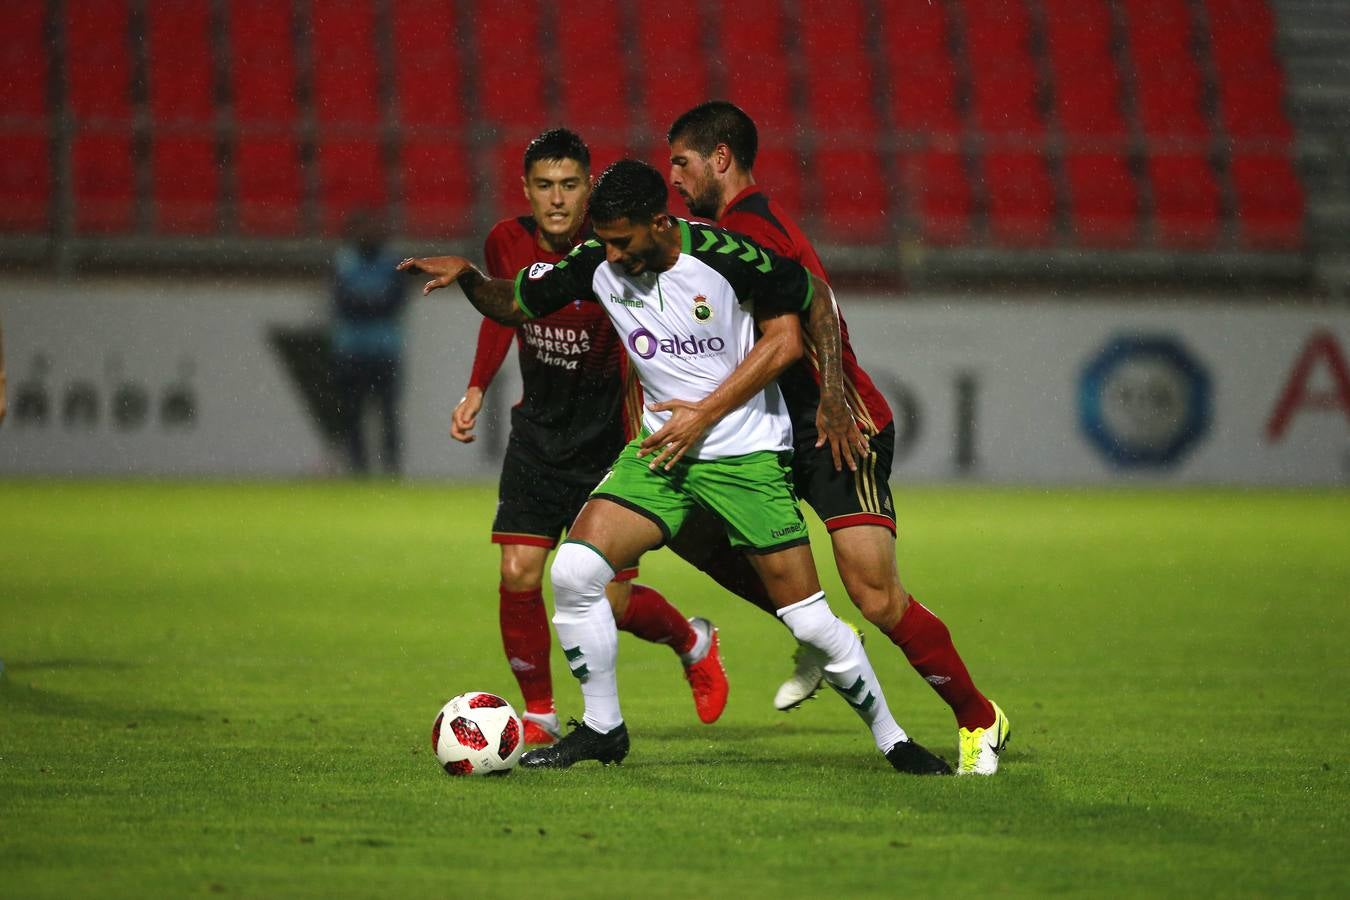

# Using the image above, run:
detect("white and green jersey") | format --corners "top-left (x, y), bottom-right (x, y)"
top-left (513, 218), bottom-right (815, 460)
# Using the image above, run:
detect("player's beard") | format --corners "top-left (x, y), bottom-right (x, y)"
top-left (681, 181), bottom-right (721, 219)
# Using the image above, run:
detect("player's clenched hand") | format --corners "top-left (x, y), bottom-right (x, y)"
top-left (815, 393), bottom-right (869, 472)
top-left (638, 399), bottom-right (712, 471)
top-left (396, 255), bottom-right (471, 295)
top-left (450, 387), bottom-right (483, 443)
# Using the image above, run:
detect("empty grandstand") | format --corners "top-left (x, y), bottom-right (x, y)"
top-left (0, 0), bottom-right (1344, 291)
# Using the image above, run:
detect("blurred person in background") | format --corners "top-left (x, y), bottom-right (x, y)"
top-left (667, 100), bottom-right (1009, 775)
top-left (444, 128), bottom-right (728, 744)
top-left (331, 210), bottom-right (408, 476)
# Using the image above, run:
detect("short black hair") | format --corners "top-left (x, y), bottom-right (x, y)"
top-left (589, 160), bottom-right (669, 224)
top-left (523, 127), bottom-right (590, 174)
top-left (667, 100), bottom-right (758, 170)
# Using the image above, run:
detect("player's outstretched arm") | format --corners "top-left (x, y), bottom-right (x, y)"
top-left (805, 273), bottom-right (868, 472)
top-left (396, 256), bottom-right (527, 326)
top-left (639, 309), bottom-right (805, 471)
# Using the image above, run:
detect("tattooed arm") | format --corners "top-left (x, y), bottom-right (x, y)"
top-left (804, 272), bottom-right (869, 472)
top-left (396, 256), bottom-right (527, 326)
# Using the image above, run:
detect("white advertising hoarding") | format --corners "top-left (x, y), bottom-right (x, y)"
top-left (1, 278), bottom-right (1346, 484)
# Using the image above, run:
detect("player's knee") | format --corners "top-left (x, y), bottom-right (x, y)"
top-left (549, 541), bottom-right (613, 608)
top-left (499, 557), bottom-right (543, 593)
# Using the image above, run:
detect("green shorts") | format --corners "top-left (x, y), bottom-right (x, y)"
top-left (591, 438), bottom-right (808, 554)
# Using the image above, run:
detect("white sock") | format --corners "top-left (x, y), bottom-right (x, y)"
top-left (550, 541), bottom-right (623, 732)
top-left (777, 592), bottom-right (908, 752)
top-left (678, 618), bottom-right (711, 666)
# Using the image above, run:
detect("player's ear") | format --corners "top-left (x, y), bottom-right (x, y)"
top-left (520, 174), bottom-right (529, 203)
top-left (713, 143), bottom-right (734, 174)
top-left (652, 212), bottom-right (674, 233)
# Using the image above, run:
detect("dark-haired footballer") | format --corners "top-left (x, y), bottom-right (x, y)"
top-left (668, 100), bottom-right (1009, 775)
top-left (400, 159), bottom-right (950, 775)
top-left (447, 129), bottom-right (728, 746)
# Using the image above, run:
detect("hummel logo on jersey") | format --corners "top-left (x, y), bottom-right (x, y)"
top-left (608, 292), bottom-right (644, 308)
top-left (527, 262), bottom-right (554, 280)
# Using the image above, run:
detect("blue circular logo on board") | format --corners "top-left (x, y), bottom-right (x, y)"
top-left (1079, 334), bottom-right (1211, 468)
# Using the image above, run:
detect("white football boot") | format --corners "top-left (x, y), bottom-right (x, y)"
top-left (773, 626), bottom-right (864, 711)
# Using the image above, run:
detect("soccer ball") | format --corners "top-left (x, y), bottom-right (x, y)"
top-left (432, 691), bottom-right (524, 776)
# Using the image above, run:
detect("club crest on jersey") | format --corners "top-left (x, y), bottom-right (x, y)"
top-left (527, 262), bottom-right (554, 280)
top-left (692, 295), bottom-right (713, 324)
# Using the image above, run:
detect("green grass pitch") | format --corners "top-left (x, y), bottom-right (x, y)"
top-left (2, 481), bottom-right (1347, 897)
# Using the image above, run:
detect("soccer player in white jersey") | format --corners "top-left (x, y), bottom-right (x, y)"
top-left (399, 160), bottom-right (950, 774)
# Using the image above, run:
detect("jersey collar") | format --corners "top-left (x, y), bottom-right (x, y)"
top-left (723, 184), bottom-right (764, 216)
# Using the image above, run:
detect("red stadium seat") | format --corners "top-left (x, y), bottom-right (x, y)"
top-left (317, 138), bottom-right (386, 235)
top-left (145, 0), bottom-right (219, 234)
top-left (310, 0), bottom-right (381, 126)
top-left (748, 147), bottom-right (805, 220)
top-left (65, 1), bottom-right (133, 121)
top-left (1133, 62), bottom-right (1210, 141)
top-left (1217, 72), bottom-right (1294, 142)
top-left (1121, 0), bottom-right (1194, 60)
top-left (1147, 153), bottom-right (1221, 247)
top-left (800, 0), bottom-right (877, 139)
top-left (1064, 153), bottom-right (1139, 246)
top-left (1041, 0), bottom-right (1115, 72)
top-left (0, 2), bottom-right (51, 233)
top-left (400, 138), bottom-right (474, 238)
top-left (899, 150), bottom-right (973, 245)
top-left (473, 0), bottom-right (547, 137)
top-left (227, 0), bottom-right (297, 125)
top-left (719, 3), bottom-right (796, 140)
top-left (72, 132), bottom-right (137, 233)
top-left (983, 151), bottom-right (1056, 245)
top-left (390, 0), bottom-right (465, 129)
top-left (146, 0), bottom-right (215, 124)
top-left (969, 58), bottom-right (1045, 136)
top-left (814, 148), bottom-right (889, 241)
top-left (2, 0), bottom-right (50, 120)
top-left (889, 53), bottom-right (963, 138)
top-left (1054, 68), bottom-right (1129, 140)
top-left (235, 137), bottom-right (303, 235)
top-left (634, 9), bottom-right (711, 131)
top-left (0, 130), bottom-right (52, 232)
top-left (880, 0), bottom-right (951, 57)
top-left (960, 0), bottom-right (1033, 58)
top-left (1229, 153), bottom-right (1304, 248)
top-left (1204, 0), bottom-right (1278, 75)
top-left (557, 1), bottom-right (629, 138)
top-left (151, 137), bottom-right (220, 234)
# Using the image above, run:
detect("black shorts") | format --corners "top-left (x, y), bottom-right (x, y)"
top-left (792, 421), bottom-right (897, 533)
top-left (490, 441), bottom-right (637, 578)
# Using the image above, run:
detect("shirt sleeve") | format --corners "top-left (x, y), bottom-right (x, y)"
top-left (466, 317), bottom-right (516, 391)
top-left (744, 242), bottom-right (814, 315)
top-left (513, 239), bottom-right (603, 319)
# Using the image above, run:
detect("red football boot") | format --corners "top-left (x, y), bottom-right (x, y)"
top-left (683, 618), bottom-right (729, 724)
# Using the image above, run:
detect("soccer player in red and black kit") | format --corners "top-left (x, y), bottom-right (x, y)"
top-left (666, 101), bottom-right (1009, 774)
top-left (450, 129), bottom-right (728, 745)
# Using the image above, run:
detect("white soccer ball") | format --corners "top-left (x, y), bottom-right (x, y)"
top-left (432, 691), bottom-right (524, 776)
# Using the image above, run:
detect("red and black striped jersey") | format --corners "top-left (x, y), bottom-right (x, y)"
top-left (718, 186), bottom-right (894, 438)
top-left (467, 216), bottom-right (630, 482)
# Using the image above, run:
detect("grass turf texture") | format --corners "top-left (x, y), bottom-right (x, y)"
top-left (1, 482), bottom-right (1347, 897)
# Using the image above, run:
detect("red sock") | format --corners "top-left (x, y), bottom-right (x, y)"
top-left (888, 597), bottom-right (995, 731)
top-left (615, 583), bottom-right (697, 656)
top-left (498, 585), bottom-right (553, 715)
